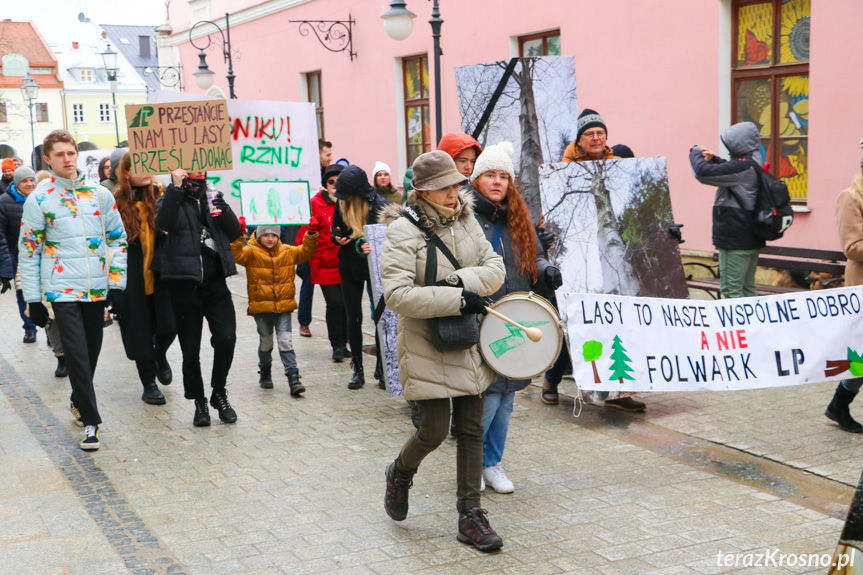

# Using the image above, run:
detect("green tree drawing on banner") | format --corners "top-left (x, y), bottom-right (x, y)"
top-left (249, 197), bottom-right (259, 220)
top-left (266, 188), bottom-right (283, 222)
top-left (582, 340), bottom-right (603, 383)
top-left (608, 335), bottom-right (635, 384)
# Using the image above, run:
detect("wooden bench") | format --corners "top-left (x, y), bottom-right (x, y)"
top-left (685, 246), bottom-right (846, 299)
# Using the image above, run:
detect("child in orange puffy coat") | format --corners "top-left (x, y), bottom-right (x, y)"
top-left (231, 218), bottom-right (319, 395)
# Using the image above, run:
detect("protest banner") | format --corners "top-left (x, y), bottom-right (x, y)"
top-left (77, 149), bottom-right (113, 184)
top-left (146, 92), bottom-right (319, 215)
top-left (562, 287), bottom-right (863, 392)
top-left (125, 99), bottom-right (232, 174)
top-left (365, 223), bottom-right (402, 396)
top-left (239, 181), bottom-right (311, 226)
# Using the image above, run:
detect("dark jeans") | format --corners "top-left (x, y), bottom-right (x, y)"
top-left (396, 394), bottom-right (484, 514)
top-left (341, 274), bottom-right (368, 365)
top-left (53, 301), bottom-right (106, 426)
top-left (171, 279), bottom-right (237, 400)
top-left (545, 294), bottom-right (571, 385)
top-left (16, 290), bottom-right (36, 332)
top-left (135, 333), bottom-right (176, 386)
top-left (319, 284), bottom-right (347, 350)
top-left (297, 262), bottom-right (314, 327)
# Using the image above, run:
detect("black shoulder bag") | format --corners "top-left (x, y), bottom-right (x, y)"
top-left (400, 206), bottom-right (480, 351)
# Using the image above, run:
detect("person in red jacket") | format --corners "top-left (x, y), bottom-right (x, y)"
top-left (297, 164), bottom-right (348, 362)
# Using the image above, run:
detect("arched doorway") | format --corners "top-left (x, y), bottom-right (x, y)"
top-left (78, 142), bottom-right (99, 151)
top-left (0, 144), bottom-right (16, 159)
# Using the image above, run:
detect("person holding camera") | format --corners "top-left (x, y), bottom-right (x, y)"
top-left (151, 169), bottom-right (243, 427)
top-left (380, 150), bottom-right (506, 552)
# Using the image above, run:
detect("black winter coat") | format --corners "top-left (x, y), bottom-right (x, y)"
top-left (332, 192), bottom-right (390, 281)
top-left (0, 188), bottom-right (25, 269)
top-left (689, 122), bottom-right (766, 251)
top-left (0, 176), bottom-right (12, 196)
top-left (151, 184), bottom-right (242, 282)
top-left (471, 189), bottom-right (556, 394)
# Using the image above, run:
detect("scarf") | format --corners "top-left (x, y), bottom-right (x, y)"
top-left (421, 197), bottom-right (462, 226)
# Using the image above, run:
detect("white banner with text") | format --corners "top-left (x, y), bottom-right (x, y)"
top-left (562, 287), bottom-right (863, 392)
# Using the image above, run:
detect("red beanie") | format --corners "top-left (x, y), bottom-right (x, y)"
top-left (1, 158), bottom-right (13, 171)
top-left (437, 132), bottom-right (482, 160)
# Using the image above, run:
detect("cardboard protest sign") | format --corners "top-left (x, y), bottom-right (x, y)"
top-left (365, 223), bottom-right (402, 396)
top-left (146, 92), bottom-right (320, 215)
top-left (77, 149), bottom-right (114, 183)
top-left (562, 287), bottom-right (863, 392)
top-left (125, 99), bottom-right (232, 174)
top-left (239, 181), bottom-right (311, 226)
top-left (540, 157), bottom-right (689, 308)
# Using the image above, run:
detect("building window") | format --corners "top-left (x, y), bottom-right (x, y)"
top-left (72, 103), bottom-right (85, 123)
top-left (403, 54), bottom-right (431, 166)
top-left (99, 103), bottom-right (111, 123)
top-left (0, 102), bottom-right (6, 123)
top-left (518, 30), bottom-right (561, 57)
top-left (80, 69), bottom-right (94, 82)
top-left (307, 70), bottom-right (324, 139)
top-left (34, 103), bottom-right (49, 122)
top-left (732, 0), bottom-right (809, 202)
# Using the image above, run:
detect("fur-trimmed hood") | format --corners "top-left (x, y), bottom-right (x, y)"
top-left (379, 189), bottom-right (476, 230)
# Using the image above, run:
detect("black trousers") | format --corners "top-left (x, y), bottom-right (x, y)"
top-left (396, 394), bottom-right (485, 513)
top-left (52, 301), bottom-right (106, 426)
top-left (170, 278), bottom-right (236, 400)
top-left (319, 283), bottom-right (347, 350)
top-left (340, 274), bottom-right (368, 365)
top-left (135, 333), bottom-right (176, 386)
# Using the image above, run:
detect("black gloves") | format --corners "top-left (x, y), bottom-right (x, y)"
top-left (29, 302), bottom-right (49, 327)
top-left (0, 278), bottom-right (10, 294)
top-left (106, 289), bottom-right (124, 317)
top-left (536, 226), bottom-right (556, 253)
top-left (544, 266), bottom-right (563, 290)
top-left (212, 192), bottom-right (230, 214)
top-left (460, 291), bottom-right (488, 316)
top-left (667, 223), bottom-right (685, 244)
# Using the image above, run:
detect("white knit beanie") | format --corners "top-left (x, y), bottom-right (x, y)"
top-left (470, 141), bottom-right (515, 182)
top-left (372, 161), bottom-right (391, 178)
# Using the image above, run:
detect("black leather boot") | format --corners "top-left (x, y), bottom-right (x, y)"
top-left (287, 369), bottom-right (305, 396)
top-left (155, 355), bottom-right (172, 385)
top-left (142, 381), bottom-right (166, 405)
top-left (348, 358), bottom-right (365, 390)
top-left (826, 383), bottom-right (863, 432)
top-left (259, 367), bottom-right (273, 389)
top-left (54, 356), bottom-right (67, 378)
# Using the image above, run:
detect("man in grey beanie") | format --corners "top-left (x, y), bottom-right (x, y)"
top-left (0, 166), bottom-right (37, 341)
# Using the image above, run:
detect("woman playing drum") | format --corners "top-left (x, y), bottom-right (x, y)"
top-left (379, 151), bottom-right (506, 552)
top-left (468, 142), bottom-right (563, 494)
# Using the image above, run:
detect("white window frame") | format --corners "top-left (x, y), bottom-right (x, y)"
top-left (98, 103), bottom-right (111, 123)
top-left (72, 103), bottom-right (86, 123)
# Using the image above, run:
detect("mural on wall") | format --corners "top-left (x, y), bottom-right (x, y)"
top-left (455, 56), bottom-right (578, 222)
top-left (539, 157), bottom-right (688, 303)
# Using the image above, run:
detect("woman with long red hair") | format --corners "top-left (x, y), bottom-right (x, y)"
top-left (468, 142), bottom-right (562, 494)
top-left (114, 153), bottom-right (176, 405)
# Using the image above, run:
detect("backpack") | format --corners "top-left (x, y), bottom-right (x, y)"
top-left (743, 158), bottom-right (794, 241)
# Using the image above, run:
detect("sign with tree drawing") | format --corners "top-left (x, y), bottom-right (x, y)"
top-left (239, 181), bottom-right (311, 225)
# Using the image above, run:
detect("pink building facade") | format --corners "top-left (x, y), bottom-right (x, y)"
top-left (158, 0), bottom-right (863, 254)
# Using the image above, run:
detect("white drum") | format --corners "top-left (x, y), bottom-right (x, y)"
top-left (479, 292), bottom-right (563, 379)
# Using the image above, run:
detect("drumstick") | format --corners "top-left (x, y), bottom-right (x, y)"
top-left (485, 307), bottom-right (543, 342)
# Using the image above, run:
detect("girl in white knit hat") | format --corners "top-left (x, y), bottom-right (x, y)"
top-left (372, 161), bottom-right (405, 205)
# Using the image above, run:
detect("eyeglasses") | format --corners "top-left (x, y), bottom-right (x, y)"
top-left (326, 178), bottom-right (337, 186)
top-left (582, 129), bottom-right (606, 139)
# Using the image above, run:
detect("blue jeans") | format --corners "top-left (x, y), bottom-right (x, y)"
top-left (842, 378), bottom-right (863, 394)
top-left (481, 391), bottom-right (515, 468)
top-left (296, 262), bottom-right (313, 327)
top-left (254, 312), bottom-right (298, 374)
top-left (16, 290), bottom-right (36, 332)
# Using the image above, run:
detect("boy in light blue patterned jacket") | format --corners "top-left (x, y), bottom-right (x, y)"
top-left (19, 130), bottom-right (128, 451)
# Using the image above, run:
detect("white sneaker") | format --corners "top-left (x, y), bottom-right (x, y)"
top-left (482, 464), bottom-right (514, 494)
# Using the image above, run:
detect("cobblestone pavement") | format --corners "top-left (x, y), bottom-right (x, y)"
top-left (0, 272), bottom-right (857, 574)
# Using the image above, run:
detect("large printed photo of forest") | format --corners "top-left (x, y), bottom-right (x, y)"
top-left (540, 158), bottom-right (689, 301)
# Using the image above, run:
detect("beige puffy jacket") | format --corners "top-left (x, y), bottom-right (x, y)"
top-left (837, 173), bottom-right (863, 286)
top-left (380, 191), bottom-right (505, 400)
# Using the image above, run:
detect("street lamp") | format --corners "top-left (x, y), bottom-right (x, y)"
top-left (20, 73), bottom-right (38, 168)
top-left (382, 0), bottom-right (443, 145)
top-left (190, 13), bottom-right (237, 98)
top-left (100, 43), bottom-right (121, 147)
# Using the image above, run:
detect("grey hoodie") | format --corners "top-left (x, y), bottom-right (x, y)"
top-left (689, 122), bottom-right (765, 250)
top-left (100, 147), bottom-right (128, 192)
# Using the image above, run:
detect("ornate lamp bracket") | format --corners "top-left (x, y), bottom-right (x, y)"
top-left (289, 15), bottom-right (356, 61)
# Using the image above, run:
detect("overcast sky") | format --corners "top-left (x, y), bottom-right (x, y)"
top-left (6, 0), bottom-right (165, 33)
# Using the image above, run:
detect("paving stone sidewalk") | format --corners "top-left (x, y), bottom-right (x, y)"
top-left (0, 272), bottom-right (855, 574)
